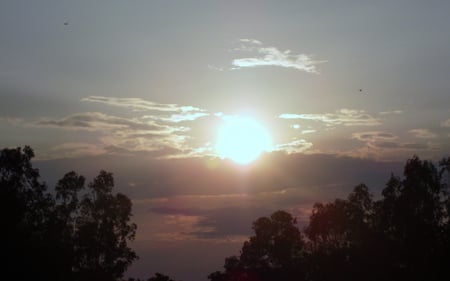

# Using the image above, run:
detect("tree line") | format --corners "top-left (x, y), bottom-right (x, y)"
top-left (1, 146), bottom-right (449, 281)
top-left (208, 155), bottom-right (450, 281)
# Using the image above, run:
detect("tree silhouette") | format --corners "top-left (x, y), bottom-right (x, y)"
top-left (372, 155), bottom-right (448, 280)
top-left (211, 155), bottom-right (450, 281)
top-left (0, 146), bottom-right (137, 281)
top-left (147, 272), bottom-right (177, 281)
top-left (209, 210), bottom-right (305, 281)
top-left (73, 170), bottom-right (138, 281)
top-left (0, 146), bottom-right (55, 280)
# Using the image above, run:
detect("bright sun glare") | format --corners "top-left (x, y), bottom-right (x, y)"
top-left (215, 117), bottom-right (271, 165)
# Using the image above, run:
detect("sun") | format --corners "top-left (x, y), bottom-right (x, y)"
top-left (215, 116), bottom-right (271, 164)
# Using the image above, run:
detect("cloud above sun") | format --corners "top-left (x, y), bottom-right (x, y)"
top-left (230, 39), bottom-right (326, 73)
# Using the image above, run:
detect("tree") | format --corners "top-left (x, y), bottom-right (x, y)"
top-left (0, 146), bottom-right (138, 281)
top-left (0, 146), bottom-right (56, 280)
top-left (209, 210), bottom-right (305, 281)
top-left (147, 272), bottom-right (176, 281)
top-left (60, 170), bottom-right (139, 281)
top-left (211, 155), bottom-right (450, 281)
top-left (373, 155), bottom-right (448, 280)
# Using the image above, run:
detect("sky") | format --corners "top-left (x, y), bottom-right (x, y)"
top-left (1, 1), bottom-right (450, 280)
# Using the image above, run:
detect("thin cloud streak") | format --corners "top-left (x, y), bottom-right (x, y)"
top-left (231, 39), bottom-right (326, 73)
top-left (379, 110), bottom-right (404, 115)
top-left (409, 129), bottom-right (437, 139)
top-left (36, 112), bottom-right (165, 132)
top-left (279, 109), bottom-right (381, 127)
top-left (273, 139), bottom-right (313, 154)
top-left (82, 96), bottom-right (204, 113)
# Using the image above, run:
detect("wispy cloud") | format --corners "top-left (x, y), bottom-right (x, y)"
top-left (239, 38), bottom-right (263, 45)
top-left (44, 142), bottom-right (107, 159)
top-left (0, 117), bottom-right (23, 125)
top-left (143, 112), bottom-right (209, 123)
top-left (31, 97), bottom-right (213, 159)
top-left (36, 112), bottom-right (165, 132)
top-left (82, 96), bottom-right (204, 113)
top-left (231, 39), bottom-right (326, 73)
top-left (279, 109), bottom-right (381, 127)
top-left (352, 131), bottom-right (433, 151)
top-left (273, 139), bottom-right (313, 154)
top-left (301, 129), bottom-right (317, 134)
top-left (352, 131), bottom-right (397, 142)
top-left (379, 110), bottom-right (403, 115)
top-left (409, 129), bottom-right (437, 139)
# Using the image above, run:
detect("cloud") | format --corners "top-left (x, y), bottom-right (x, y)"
top-left (379, 110), bottom-right (404, 115)
top-left (279, 109), bottom-right (381, 127)
top-left (239, 38), bottom-right (263, 45)
top-left (273, 139), bottom-right (313, 154)
top-left (30, 97), bottom-right (217, 159)
top-left (143, 112), bottom-right (209, 123)
top-left (348, 131), bottom-right (432, 160)
top-left (36, 112), bottom-right (165, 132)
top-left (352, 131), bottom-right (397, 142)
top-left (82, 96), bottom-right (204, 113)
top-left (441, 119), bottom-right (450, 127)
top-left (279, 113), bottom-right (303, 119)
top-left (231, 39), bottom-right (326, 73)
top-left (0, 117), bottom-right (23, 125)
top-left (42, 142), bottom-right (107, 159)
top-left (301, 129), bottom-right (316, 134)
top-left (84, 96), bottom-right (210, 124)
top-left (409, 129), bottom-right (437, 139)
top-left (34, 112), bottom-right (197, 158)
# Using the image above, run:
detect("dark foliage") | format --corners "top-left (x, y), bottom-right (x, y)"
top-left (210, 155), bottom-right (450, 281)
top-left (0, 146), bottom-right (137, 281)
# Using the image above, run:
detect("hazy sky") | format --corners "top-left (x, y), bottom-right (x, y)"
top-left (1, 1), bottom-right (449, 280)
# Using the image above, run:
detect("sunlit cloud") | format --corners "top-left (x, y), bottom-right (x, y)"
top-left (36, 112), bottom-right (165, 132)
top-left (279, 109), bottom-right (381, 127)
top-left (82, 96), bottom-right (204, 113)
top-left (143, 112), bottom-right (209, 123)
top-left (34, 112), bottom-right (194, 158)
top-left (231, 39), bottom-right (326, 73)
top-left (409, 129), bottom-right (437, 139)
top-left (273, 139), bottom-right (313, 154)
top-left (301, 129), bottom-right (316, 134)
top-left (29, 97), bottom-right (217, 159)
top-left (279, 113), bottom-right (302, 119)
